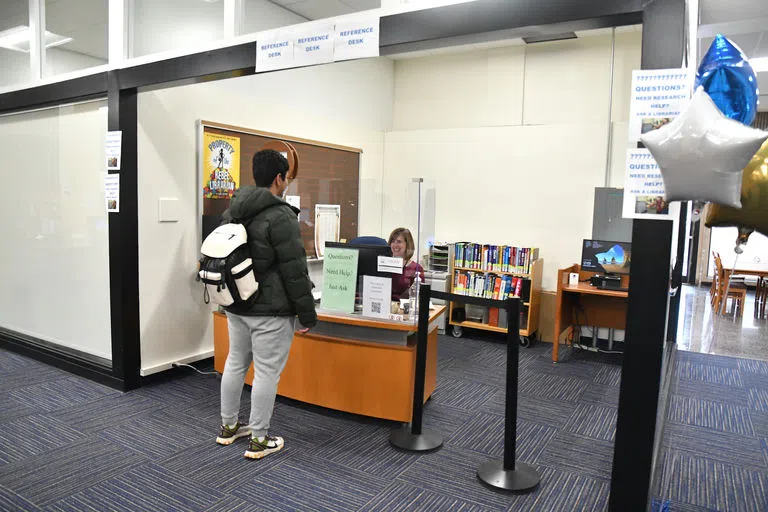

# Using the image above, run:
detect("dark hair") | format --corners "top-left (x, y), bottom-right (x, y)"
top-left (388, 227), bottom-right (415, 262)
top-left (252, 149), bottom-right (289, 187)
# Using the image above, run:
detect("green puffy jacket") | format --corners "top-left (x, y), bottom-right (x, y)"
top-left (221, 186), bottom-right (317, 328)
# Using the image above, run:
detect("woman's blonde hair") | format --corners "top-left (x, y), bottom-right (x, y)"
top-left (388, 227), bottom-right (415, 262)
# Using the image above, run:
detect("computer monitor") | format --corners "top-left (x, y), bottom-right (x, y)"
top-left (324, 242), bottom-right (393, 304)
top-left (581, 239), bottom-right (632, 275)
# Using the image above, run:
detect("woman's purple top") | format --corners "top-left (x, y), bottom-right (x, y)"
top-left (391, 261), bottom-right (425, 300)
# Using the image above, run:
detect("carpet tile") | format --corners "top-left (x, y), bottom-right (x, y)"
top-left (359, 482), bottom-right (487, 512)
top-left (0, 414), bottom-right (84, 464)
top-left (657, 449), bottom-right (768, 512)
top-left (537, 431), bottom-right (614, 481)
top-left (667, 395), bottom-right (755, 435)
top-left (8, 376), bottom-right (119, 412)
top-left (675, 361), bottom-right (744, 387)
top-left (565, 403), bottom-right (618, 442)
top-left (661, 423), bottom-right (766, 469)
top-left (421, 402), bottom-right (473, 438)
top-left (738, 358), bottom-right (768, 375)
top-left (523, 357), bottom-right (603, 382)
top-left (3, 337), bottom-right (768, 512)
top-left (203, 496), bottom-right (269, 512)
top-left (159, 438), bottom-right (289, 493)
top-left (395, 445), bottom-right (524, 511)
top-left (747, 387), bottom-right (768, 412)
top-left (0, 437), bottom-right (147, 507)
top-left (752, 410), bottom-right (768, 438)
top-left (516, 395), bottom-right (579, 428)
top-left (517, 465), bottom-right (610, 512)
top-left (578, 383), bottom-right (620, 407)
top-left (99, 410), bottom-right (212, 460)
top-left (431, 376), bottom-right (497, 410)
top-left (673, 376), bottom-right (750, 407)
top-left (0, 365), bottom-right (70, 393)
top-left (45, 463), bottom-right (226, 512)
top-left (319, 426), bottom-right (422, 479)
top-left (592, 365), bottom-right (622, 387)
top-left (235, 455), bottom-right (388, 512)
top-left (518, 371), bottom-right (589, 403)
top-left (0, 483), bottom-right (40, 512)
top-left (0, 393), bottom-right (38, 424)
top-left (441, 359), bottom-right (507, 387)
top-left (50, 393), bottom-right (165, 433)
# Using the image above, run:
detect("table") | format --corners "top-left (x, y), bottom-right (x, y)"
top-left (552, 265), bottom-right (629, 363)
top-left (213, 306), bottom-right (446, 422)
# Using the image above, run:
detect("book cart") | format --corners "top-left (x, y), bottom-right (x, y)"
top-left (448, 242), bottom-right (542, 347)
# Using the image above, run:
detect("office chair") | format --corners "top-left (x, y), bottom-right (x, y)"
top-left (350, 236), bottom-right (388, 246)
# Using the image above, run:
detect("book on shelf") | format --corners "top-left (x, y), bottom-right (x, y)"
top-left (453, 242), bottom-right (539, 274)
top-left (452, 269), bottom-right (528, 301)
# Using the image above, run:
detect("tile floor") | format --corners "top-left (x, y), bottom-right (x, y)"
top-left (677, 284), bottom-right (768, 362)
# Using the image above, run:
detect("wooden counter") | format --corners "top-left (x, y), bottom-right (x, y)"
top-left (213, 306), bottom-right (446, 423)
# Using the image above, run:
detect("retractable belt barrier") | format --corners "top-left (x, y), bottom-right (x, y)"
top-left (390, 285), bottom-right (540, 492)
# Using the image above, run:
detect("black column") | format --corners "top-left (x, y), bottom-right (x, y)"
top-left (609, 0), bottom-right (685, 509)
top-left (107, 71), bottom-right (141, 390)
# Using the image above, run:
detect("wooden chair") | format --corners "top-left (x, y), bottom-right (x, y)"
top-left (755, 276), bottom-right (768, 318)
top-left (713, 255), bottom-right (748, 316)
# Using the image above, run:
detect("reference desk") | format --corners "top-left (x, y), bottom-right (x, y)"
top-left (213, 306), bottom-right (446, 422)
top-left (553, 264), bottom-right (629, 362)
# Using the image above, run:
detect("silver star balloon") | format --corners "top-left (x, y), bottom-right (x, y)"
top-left (640, 87), bottom-right (768, 208)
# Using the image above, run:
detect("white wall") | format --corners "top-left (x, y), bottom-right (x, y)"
top-left (0, 100), bottom-right (112, 359)
top-left (384, 30), bottom-right (642, 290)
top-left (137, 57), bottom-right (394, 374)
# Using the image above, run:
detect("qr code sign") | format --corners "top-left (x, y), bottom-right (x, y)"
top-left (371, 301), bottom-right (382, 314)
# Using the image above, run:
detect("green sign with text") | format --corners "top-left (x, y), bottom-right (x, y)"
top-left (320, 247), bottom-right (359, 313)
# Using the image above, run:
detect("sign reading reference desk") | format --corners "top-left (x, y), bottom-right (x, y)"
top-left (320, 247), bottom-right (359, 313)
top-left (256, 17), bottom-right (379, 72)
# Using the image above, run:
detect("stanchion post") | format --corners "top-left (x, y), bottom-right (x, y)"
top-left (410, 282), bottom-right (431, 436)
top-left (476, 297), bottom-right (540, 492)
top-left (389, 284), bottom-right (443, 452)
top-left (504, 297), bottom-right (519, 470)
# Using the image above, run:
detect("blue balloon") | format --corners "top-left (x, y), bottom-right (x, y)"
top-left (696, 34), bottom-right (759, 126)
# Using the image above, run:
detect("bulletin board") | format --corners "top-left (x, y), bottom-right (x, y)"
top-left (199, 120), bottom-right (361, 259)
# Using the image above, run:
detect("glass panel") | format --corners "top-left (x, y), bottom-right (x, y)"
top-left (241, 0), bottom-right (380, 35)
top-left (45, 0), bottom-right (108, 77)
top-left (131, 0), bottom-right (225, 58)
top-left (0, 100), bottom-right (112, 361)
top-left (0, 0), bottom-right (31, 89)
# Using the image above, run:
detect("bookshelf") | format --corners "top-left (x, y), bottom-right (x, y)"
top-left (448, 242), bottom-right (543, 347)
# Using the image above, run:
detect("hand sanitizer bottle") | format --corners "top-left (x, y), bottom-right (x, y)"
top-left (409, 272), bottom-right (420, 319)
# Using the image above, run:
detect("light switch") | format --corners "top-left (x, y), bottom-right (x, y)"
top-left (158, 197), bottom-right (180, 222)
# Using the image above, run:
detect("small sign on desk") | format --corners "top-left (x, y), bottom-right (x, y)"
top-left (569, 273), bottom-right (579, 286)
top-left (378, 256), bottom-right (403, 274)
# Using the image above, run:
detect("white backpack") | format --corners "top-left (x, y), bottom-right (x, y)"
top-left (197, 223), bottom-right (260, 306)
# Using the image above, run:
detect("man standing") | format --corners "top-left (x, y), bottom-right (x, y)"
top-left (216, 149), bottom-right (317, 459)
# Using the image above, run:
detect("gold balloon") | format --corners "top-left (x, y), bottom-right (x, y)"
top-left (706, 140), bottom-right (768, 247)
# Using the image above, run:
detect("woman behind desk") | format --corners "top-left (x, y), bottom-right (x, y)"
top-left (388, 227), bottom-right (425, 300)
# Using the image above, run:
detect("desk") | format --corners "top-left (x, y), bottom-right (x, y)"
top-left (552, 265), bottom-right (629, 362)
top-left (213, 306), bottom-right (446, 422)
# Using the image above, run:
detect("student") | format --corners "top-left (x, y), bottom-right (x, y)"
top-left (217, 149), bottom-right (317, 459)
top-left (388, 227), bottom-right (425, 300)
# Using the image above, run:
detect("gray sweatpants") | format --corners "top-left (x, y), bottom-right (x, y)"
top-left (220, 313), bottom-right (294, 437)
